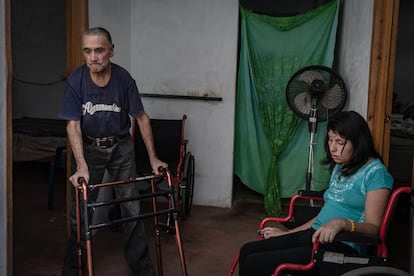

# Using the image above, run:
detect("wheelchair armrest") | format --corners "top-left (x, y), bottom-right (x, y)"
top-left (333, 231), bottom-right (381, 245)
top-left (260, 191), bottom-right (325, 230)
top-left (260, 216), bottom-right (293, 230)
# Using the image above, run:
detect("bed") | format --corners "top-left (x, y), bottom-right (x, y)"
top-left (13, 117), bottom-right (67, 162)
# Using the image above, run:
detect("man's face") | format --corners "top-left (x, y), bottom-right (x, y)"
top-left (82, 34), bottom-right (114, 73)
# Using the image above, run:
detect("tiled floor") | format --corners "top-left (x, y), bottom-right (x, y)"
top-left (12, 162), bottom-right (412, 275)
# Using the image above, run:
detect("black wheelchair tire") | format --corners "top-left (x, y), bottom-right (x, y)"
top-left (341, 266), bottom-right (411, 276)
top-left (180, 153), bottom-right (194, 219)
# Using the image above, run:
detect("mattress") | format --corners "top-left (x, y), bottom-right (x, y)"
top-left (13, 117), bottom-right (67, 162)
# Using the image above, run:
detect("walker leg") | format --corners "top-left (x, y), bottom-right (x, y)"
top-left (81, 181), bottom-right (94, 276)
top-left (75, 187), bottom-right (83, 276)
top-left (85, 239), bottom-right (93, 276)
top-left (152, 179), bottom-right (163, 276)
top-left (174, 218), bottom-right (188, 276)
top-left (166, 177), bottom-right (188, 276)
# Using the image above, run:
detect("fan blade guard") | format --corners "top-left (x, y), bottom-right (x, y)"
top-left (286, 65), bottom-right (347, 122)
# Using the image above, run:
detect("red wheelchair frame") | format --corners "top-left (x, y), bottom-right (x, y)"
top-left (133, 114), bottom-right (195, 219)
top-left (227, 186), bottom-right (413, 276)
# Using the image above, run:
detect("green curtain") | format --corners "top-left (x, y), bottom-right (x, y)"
top-left (234, 0), bottom-right (339, 216)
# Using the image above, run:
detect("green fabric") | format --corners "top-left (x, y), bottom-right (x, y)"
top-left (278, 121), bottom-right (330, 198)
top-left (234, 0), bottom-right (339, 216)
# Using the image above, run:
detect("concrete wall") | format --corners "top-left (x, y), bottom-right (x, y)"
top-left (7, 0), bottom-right (377, 209)
top-left (90, 0), bottom-right (239, 207)
top-left (336, 0), bottom-right (373, 117)
top-left (89, 0), bottom-right (131, 71)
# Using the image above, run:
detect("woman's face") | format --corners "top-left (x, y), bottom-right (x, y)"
top-left (327, 130), bottom-right (354, 164)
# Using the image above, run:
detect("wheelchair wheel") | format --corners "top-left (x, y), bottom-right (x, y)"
top-left (180, 153), bottom-right (195, 219)
top-left (341, 266), bottom-right (411, 276)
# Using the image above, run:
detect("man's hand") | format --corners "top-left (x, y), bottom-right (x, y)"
top-left (69, 168), bottom-right (90, 188)
top-left (150, 158), bottom-right (168, 174)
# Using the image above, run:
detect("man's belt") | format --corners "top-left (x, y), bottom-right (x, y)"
top-left (83, 136), bottom-right (122, 148)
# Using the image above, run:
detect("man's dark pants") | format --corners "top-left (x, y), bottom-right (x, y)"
top-left (62, 137), bottom-right (153, 275)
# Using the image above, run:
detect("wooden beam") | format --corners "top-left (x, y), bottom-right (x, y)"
top-left (66, 0), bottom-right (88, 73)
top-left (65, 0), bottom-right (88, 237)
top-left (367, 0), bottom-right (399, 167)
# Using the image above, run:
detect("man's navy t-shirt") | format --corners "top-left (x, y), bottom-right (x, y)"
top-left (59, 63), bottom-right (144, 138)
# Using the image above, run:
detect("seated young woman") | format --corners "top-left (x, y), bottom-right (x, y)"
top-left (238, 110), bottom-right (393, 276)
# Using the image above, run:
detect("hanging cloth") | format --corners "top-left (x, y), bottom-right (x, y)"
top-left (234, 0), bottom-right (339, 216)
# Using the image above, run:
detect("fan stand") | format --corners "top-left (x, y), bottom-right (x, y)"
top-left (306, 99), bottom-right (318, 191)
top-left (286, 65), bottom-right (348, 194)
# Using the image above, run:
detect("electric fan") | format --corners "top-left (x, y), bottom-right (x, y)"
top-left (286, 65), bottom-right (347, 191)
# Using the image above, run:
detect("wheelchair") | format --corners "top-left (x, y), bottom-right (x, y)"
top-left (227, 186), bottom-right (413, 276)
top-left (133, 114), bottom-right (195, 219)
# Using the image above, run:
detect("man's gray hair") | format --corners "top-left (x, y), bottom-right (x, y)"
top-left (84, 27), bottom-right (113, 44)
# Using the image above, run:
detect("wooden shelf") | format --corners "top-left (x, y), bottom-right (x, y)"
top-left (141, 93), bottom-right (222, 102)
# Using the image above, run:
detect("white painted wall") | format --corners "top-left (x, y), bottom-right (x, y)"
top-left (89, 0), bottom-right (239, 207)
top-left (336, 0), bottom-right (373, 117)
top-left (5, 0), bottom-right (375, 211)
top-left (88, 0), bottom-right (374, 207)
top-left (89, 0), bottom-right (131, 71)
top-left (0, 0), bottom-right (8, 273)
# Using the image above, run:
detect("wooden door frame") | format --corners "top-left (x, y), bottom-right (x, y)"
top-left (367, 0), bottom-right (400, 167)
top-left (65, 0), bottom-right (88, 236)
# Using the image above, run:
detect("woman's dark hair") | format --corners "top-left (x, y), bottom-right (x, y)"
top-left (321, 111), bottom-right (381, 176)
top-left (83, 27), bottom-right (113, 46)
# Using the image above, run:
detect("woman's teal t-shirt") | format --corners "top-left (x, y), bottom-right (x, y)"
top-left (311, 158), bottom-right (393, 253)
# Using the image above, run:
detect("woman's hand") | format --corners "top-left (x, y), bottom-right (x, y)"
top-left (260, 226), bottom-right (291, 239)
top-left (312, 218), bottom-right (346, 243)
